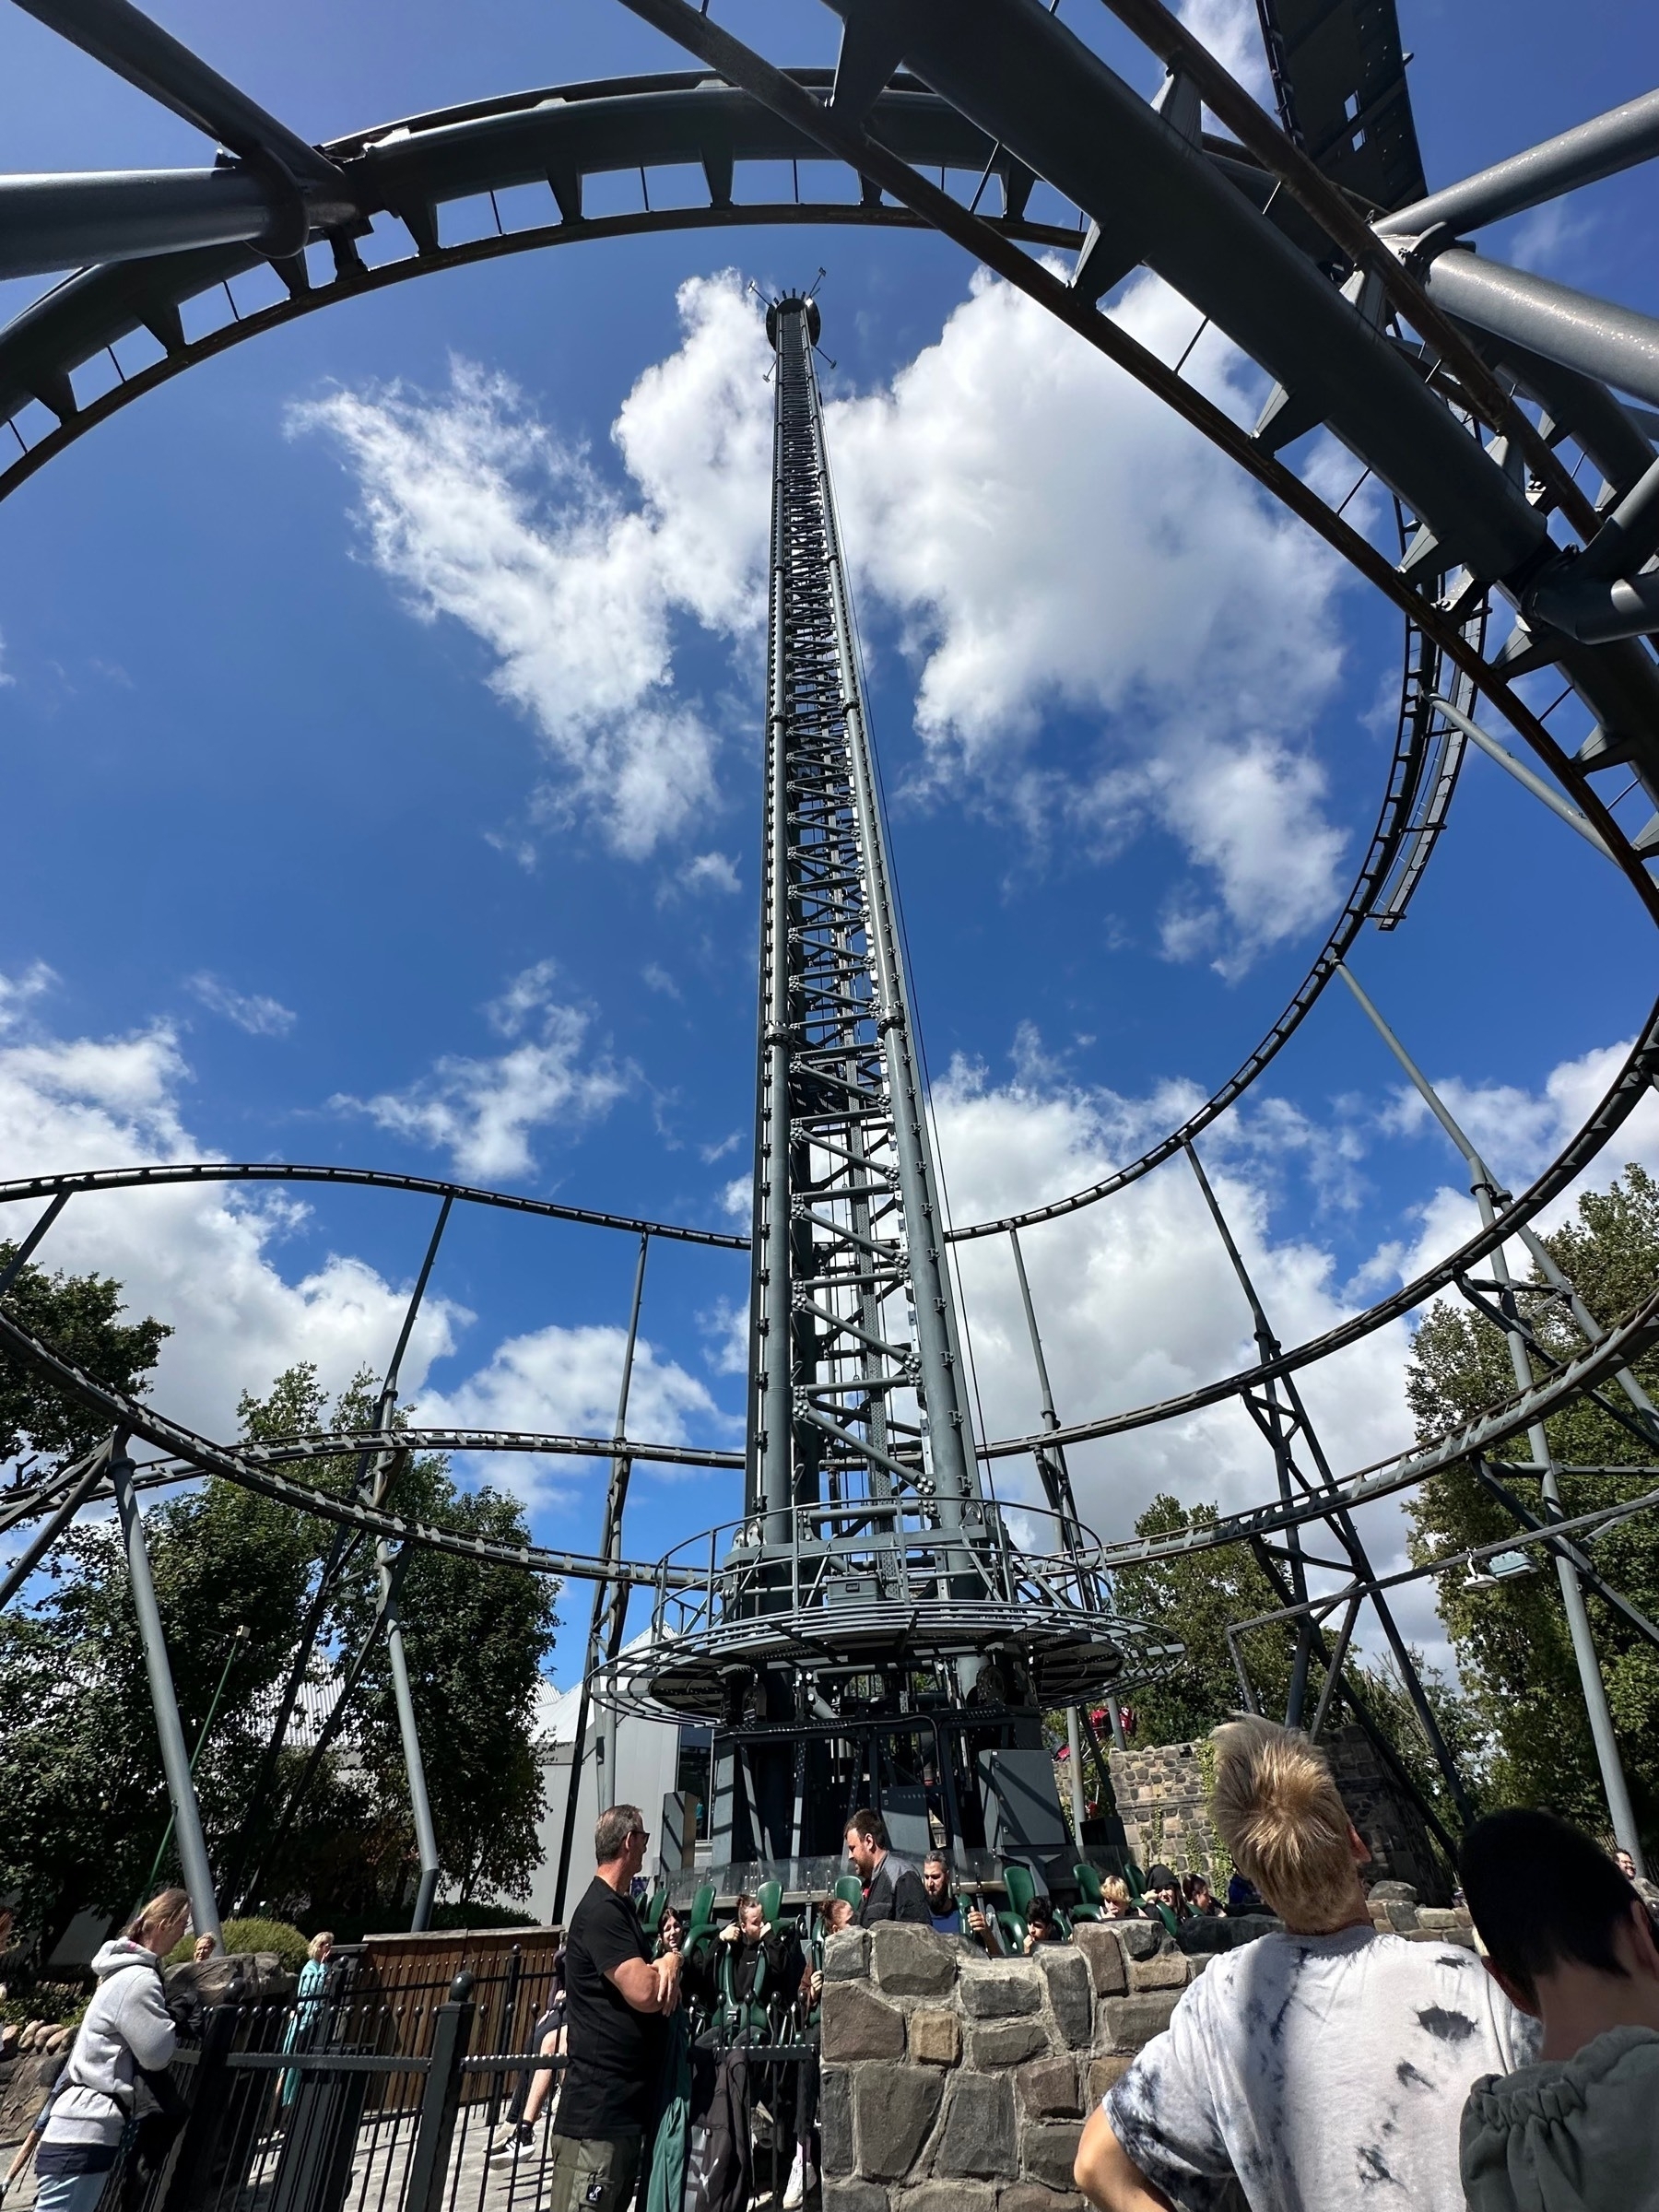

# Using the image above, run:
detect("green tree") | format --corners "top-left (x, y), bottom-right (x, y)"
top-left (0, 1243), bottom-right (170, 1474)
top-left (1405, 1162), bottom-right (1659, 1845)
top-left (236, 1365), bottom-right (560, 1912)
top-left (1111, 1494), bottom-right (1298, 1744)
top-left (1, 1355), bottom-right (559, 1943)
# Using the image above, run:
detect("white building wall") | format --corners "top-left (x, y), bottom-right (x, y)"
top-left (517, 1690), bottom-right (682, 1924)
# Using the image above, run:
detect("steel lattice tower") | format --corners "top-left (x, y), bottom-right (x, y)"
top-left (747, 293), bottom-right (979, 1536)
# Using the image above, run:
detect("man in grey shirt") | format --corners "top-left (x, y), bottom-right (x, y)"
top-left (1074, 1718), bottom-right (1536, 2211)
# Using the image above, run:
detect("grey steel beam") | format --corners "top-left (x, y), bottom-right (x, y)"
top-left (1378, 88), bottom-right (1659, 241)
top-left (112, 1445), bottom-right (224, 1944)
top-left (13, 0), bottom-right (345, 190)
top-left (1426, 696), bottom-right (1612, 854)
top-left (1422, 248), bottom-right (1659, 411)
top-left (1527, 569), bottom-right (1659, 649)
top-left (0, 166), bottom-right (339, 280)
top-left (0, 1442), bottom-right (108, 1611)
top-left (825, 0), bottom-right (1547, 583)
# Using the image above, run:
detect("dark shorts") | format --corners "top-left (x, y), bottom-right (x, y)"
top-left (545, 2132), bottom-right (643, 2212)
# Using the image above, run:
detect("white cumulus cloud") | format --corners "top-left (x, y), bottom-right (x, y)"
top-left (287, 273), bottom-right (773, 859)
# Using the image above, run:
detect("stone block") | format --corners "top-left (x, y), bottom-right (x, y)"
top-left (856, 2069), bottom-right (944, 2180)
top-left (1382, 1902), bottom-right (1419, 1933)
top-left (826, 1928), bottom-right (872, 1980)
top-left (1368, 1880), bottom-right (1418, 1903)
top-left (1128, 1947), bottom-right (1190, 1992)
top-left (936, 2075), bottom-right (1018, 2178)
top-left (1100, 1991), bottom-right (1179, 2050)
top-left (873, 1923), bottom-right (959, 1997)
top-left (959, 1960), bottom-right (1044, 2018)
top-left (1415, 1908), bottom-right (1465, 1930)
top-left (1115, 1920), bottom-right (1162, 1960)
top-left (822, 1981), bottom-right (906, 2061)
top-left (999, 2185), bottom-right (1080, 2212)
top-left (1071, 1926), bottom-right (1127, 1997)
top-left (1036, 1948), bottom-right (1091, 2046)
top-left (1016, 2057), bottom-right (1080, 2117)
top-left (1088, 2055), bottom-right (1134, 2101)
top-left (827, 2185), bottom-right (888, 2212)
top-left (969, 2019), bottom-right (1050, 2068)
top-left (1022, 2124), bottom-right (1085, 2194)
top-left (821, 2066), bottom-right (854, 2177)
top-left (910, 2008), bottom-right (961, 2065)
top-left (897, 2186), bottom-right (994, 2212)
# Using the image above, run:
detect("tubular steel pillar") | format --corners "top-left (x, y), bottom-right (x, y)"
top-left (1183, 1142), bottom-right (1314, 1725)
top-left (1339, 961), bottom-right (1645, 1871)
top-left (1183, 1137), bottom-right (1475, 1824)
top-left (112, 1444), bottom-right (223, 1947)
top-left (551, 1233), bottom-right (650, 1926)
top-left (747, 294), bottom-right (980, 1544)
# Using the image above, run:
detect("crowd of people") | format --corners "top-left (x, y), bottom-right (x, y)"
top-left (1075, 1717), bottom-right (1659, 2211)
top-left (9, 1747), bottom-right (1657, 2212)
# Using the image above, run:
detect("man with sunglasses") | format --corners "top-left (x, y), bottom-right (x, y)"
top-left (545, 1806), bottom-right (681, 2212)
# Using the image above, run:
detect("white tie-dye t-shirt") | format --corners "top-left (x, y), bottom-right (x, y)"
top-left (1103, 1924), bottom-right (1539, 2212)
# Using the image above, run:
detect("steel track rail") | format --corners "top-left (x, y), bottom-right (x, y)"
top-left (0, 1157), bottom-right (748, 1247)
top-left (0, 1295), bottom-right (708, 1585)
top-left (972, 995), bottom-right (1659, 1456)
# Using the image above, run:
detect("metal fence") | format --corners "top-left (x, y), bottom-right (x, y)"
top-left (69, 1950), bottom-right (807, 2212)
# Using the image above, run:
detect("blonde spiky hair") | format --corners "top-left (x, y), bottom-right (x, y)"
top-left (1210, 1715), bottom-right (1362, 1931)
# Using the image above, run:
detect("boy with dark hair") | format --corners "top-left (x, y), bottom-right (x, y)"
top-left (1459, 1807), bottom-right (1659, 2210)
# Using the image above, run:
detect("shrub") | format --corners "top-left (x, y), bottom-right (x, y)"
top-left (166, 1916), bottom-right (310, 1971)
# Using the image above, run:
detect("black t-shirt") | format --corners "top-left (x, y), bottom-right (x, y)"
top-left (555, 1877), bottom-right (664, 2138)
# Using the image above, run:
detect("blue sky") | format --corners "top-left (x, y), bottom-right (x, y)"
top-left (1, 0), bottom-right (1657, 1682)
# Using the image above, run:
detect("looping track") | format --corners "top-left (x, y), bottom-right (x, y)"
top-left (3, 7), bottom-right (1658, 1620)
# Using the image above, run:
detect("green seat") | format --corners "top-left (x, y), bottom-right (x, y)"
top-left (1148, 1900), bottom-right (1181, 1938)
top-left (638, 1887), bottom-right (668, 1938)
top-left (1000, 1861), bottom-right (1071, 1947)
top-left (1070, 1863), bottom-right (1105, 1924)
top-left (834, 1875), bottom-right (864, 1911)
top-left (757, 1877), bottom-right (784, 1931)
top-left (683, 1881), bottom-right (718, 1964)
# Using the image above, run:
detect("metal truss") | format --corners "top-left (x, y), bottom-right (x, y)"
top-left (749, 293), bottom-right (977, 1538)
top-left (5, 0), bottom-right (1659, 1888)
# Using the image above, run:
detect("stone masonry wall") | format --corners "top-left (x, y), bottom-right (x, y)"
top-left (818, 1917), bottom-right (1264, 2212)
top-left (819, 1898), bottom-right (1477, 2212)
top-left (1111, 1725), bottom-right (1449, 1904)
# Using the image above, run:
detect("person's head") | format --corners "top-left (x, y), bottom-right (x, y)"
top-left (659, 1908), bottom-right (686, 1952)
top-left (1026, 1897), bottom-right (1057, 1939)
top-left (1616, 1848), bottom-right (1639, 1881)
top-left (1209, 1716), bottom-right (1370, 1933)
top-left (1144, 1865), bottom-right (1180, 1908)
top-left (127, 1888), bottom-right (191, 1957)
top-left (1462, 1809), bottom-right (1659, 2035)
top-left (1100, 1875), bottom-right (1132, 1918)
top-left (923, 1854), bottom-right (953, 1905)
top-left (825, 1897), bottom-right (854, 1934)
top-left (309, 1931), bottom-right (334, 1962)
top-left (594, 1803), bottom-right (649, 1880)
top-left (1183, 1873), bottom-right (1215, 1909)
top-left (735, 1893), bottom-right (765, 1941)
top-left (845, 1808), bottom-right (889, 1879)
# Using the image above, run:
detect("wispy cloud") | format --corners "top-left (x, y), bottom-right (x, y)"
top-left (188, 972), bottom-right (297, 1038)
top-left (332, 960), bottom-right (625, 1182)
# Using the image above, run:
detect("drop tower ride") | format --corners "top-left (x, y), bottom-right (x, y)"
top-left (599, 299), bottom-right (1131, 1877)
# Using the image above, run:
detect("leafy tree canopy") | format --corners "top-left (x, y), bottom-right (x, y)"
top-left (0, 1242), bottom-right (169, 1473)
top-left (1406, 1162), bottom-right (1659, 1847)
top-left (1, 1356), bottom-right (559, 1945)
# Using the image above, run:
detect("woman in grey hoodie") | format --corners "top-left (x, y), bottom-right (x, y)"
top-left (34, 1889), bottom-right (190, 2212)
